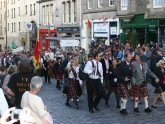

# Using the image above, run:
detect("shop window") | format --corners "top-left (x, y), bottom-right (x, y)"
top-left (153, 0), bottom-right (162, 8)
top-left (121, 0), bottom-right (128, 10)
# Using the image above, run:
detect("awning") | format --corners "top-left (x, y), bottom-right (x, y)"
top-left (46, 37), bottom-right (85, 40)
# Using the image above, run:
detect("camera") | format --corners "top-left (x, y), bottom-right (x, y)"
top-left (11, 109), bottom-right (22, 120)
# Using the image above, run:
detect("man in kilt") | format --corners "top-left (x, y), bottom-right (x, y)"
top-left (116, 53), bottom-right (132, 115)
top-left (130, 55), bottom-right (159, 113)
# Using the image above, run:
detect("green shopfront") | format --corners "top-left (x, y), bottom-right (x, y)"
top-left (120, 15), bottom-right (158, 47)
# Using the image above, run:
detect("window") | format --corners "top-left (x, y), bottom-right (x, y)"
top-left (46, 5), bottom-right (49, 24)
top-left (68, 1), bottom-right (71, 23)
top-left (14, 22), bottom-right (16, 32)
top-left (12, 23), bottom-right (13, 32)
top-left (50, 4), bottom-right (53, 24)
top-left (0, 14), bottom-right (2, 23)
top-left (7, 10), bottom-right (9, 17)
top-left (25, 5), bottom-right (27, 14)
top-left (33, 4), bottom-right (36, 15)
top-left (109, 0), bottom-right (115, 6)
top-left (7, 23), bottom-right (9, 31)
top-left (18, 22), bottom-right (20, 31)
top-left (62, 2), bottom-right (66, 23)
top-left (13, 8), bottom-right (15, 18)
top-left (121, 0), bottom-right (128, 10)
top-left (18, 7), bottom-right (20, 16)
top-left (98, 0), bottom-right (103, 8)
top-left (87, 0), bottom-right (92, 9)
top-left (42, 6), bottom-right (45, 24)
top-left (153, 0), bottom-right (163, 8)
top-left (30, 4), bottom-right (32, 16)
top-left (0, 26), bottom-right (2, 36)
top-left (4, 1), bottom-right (5, 8)
top-left (73, 0), bottom-right (76, 23)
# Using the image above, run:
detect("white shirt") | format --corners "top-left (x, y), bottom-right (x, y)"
top-left (104, 58), bottom-right (109, 73)
top-left (84, 60), bottom-right (103, 83)
top-left (0, 88), bottom-right (9, 116)
top-left (49, 52), bottom-right (54, 61)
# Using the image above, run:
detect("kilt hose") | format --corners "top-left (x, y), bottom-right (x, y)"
top-left (130, 85), bottom-right (148, 97)
top-left (117, 83), bottom-right (129, 98)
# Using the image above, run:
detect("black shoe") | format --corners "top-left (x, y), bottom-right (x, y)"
top-left (89, 108), bottom-right (94, 113)
top-left (65, 102), bottom-right (71, 107)
top-left (134, 107), bottom-right (140, 113)
top-left (120, 109), bottom-right (128, 116)
top-left (48, 81), bottom-right (51, 84)
top-left (145, 107), bottom-right (152, 113)
top-left (151, 105), bottom-right (157, 109)
top-left (76, 105), bottom-right (79, 109)
top-left (94, 105), bottom-right (100, 111)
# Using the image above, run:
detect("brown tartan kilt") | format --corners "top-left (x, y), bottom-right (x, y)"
top-left (67, 79), bottom-right (77, 98)
top-left (130, 85), bottom-right (148, 97)
top-left (117, 83), bottom-right (129, 98)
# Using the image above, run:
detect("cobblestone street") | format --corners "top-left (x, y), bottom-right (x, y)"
top-left (39, 80), bottom-right (165, 124)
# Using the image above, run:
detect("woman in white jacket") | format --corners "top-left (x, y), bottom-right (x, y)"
top-left (0, 88), bottom-right (8, 116)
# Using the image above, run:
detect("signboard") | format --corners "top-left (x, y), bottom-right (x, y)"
top-left (26, 23), bottom-right (32, 31)
top-left (110, 27), bottom-right (117, 35)
top-left (94, 33), bottom-right (108, 37)
top-left (60, 40), bottom-right (79, 47)
top-left (57, 27), bottom-right (80, 33)
top-left (93, 23), bottom-right (108, 33)
top-left (12, 47), bottom-right (24, 53)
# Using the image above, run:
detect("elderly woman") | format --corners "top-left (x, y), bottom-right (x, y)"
top-left (21, 76), bottom-right (53, 124)
top-left (2, 65), bottom-right (17, 107)
top-left (152, 60), bottom-right (165, 109)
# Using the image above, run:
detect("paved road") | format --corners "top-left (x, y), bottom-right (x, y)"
top-left (39, 79), bottom-right (165, 124)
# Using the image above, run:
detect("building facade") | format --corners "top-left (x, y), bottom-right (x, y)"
top-left (82, 0), bottom-right (120, 51)
top-left (0, 0), bottom-right (7, 51)
top-left (145, 0), bottom-right (165, 46)
top-left (6, 0), bottom-right (39, 50)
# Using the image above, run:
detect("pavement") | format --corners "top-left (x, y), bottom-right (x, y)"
top-left (39, 79), bottom-right (165, 124)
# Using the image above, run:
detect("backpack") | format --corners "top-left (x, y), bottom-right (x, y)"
top-left (79, 61), bottom-right (94, 81)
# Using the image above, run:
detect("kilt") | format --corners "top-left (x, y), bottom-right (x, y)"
top-left (130, 85), bottom-right (148, 97)
top-left (117, 83), bottom-right (129, 98)
top-left (56, 72), bottom-right (63, 80)
top-left (67, 79), bottom-right (77, 98)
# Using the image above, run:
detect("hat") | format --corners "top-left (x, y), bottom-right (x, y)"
top-left (140, 55), bottom-right (147, 62)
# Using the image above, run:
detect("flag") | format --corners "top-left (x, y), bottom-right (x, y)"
top-left (33, 41), bottom-right (40, 69)
top-left (45, 38), bottom-right (49, 51)
top-left (87, 20), bottom-right (91, 28)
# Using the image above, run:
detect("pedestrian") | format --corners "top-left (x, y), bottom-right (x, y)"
top-left (84, 51), bottom-right (104, 113)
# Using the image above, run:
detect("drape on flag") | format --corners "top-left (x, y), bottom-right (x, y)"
top-left (87, 20), bottom-right (91, 28)
top-left (33, 41), bottom-right (40, 69)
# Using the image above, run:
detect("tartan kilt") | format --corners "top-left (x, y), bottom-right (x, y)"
top-left (67, 79), bottom-right (77, 98)
top-left (56, 72), bottom-right (63, 80)
top-left (130, 85), bottom-right (148, 97)
top-left (117, 83), bottom-right (129, 98)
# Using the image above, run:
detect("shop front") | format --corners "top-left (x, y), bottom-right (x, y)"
top-left (120, 14), bottom-right (158, 47)
top-left (92, 18), bottom-right (120, 45)
top-left (159, 20), bottom-right (165, 47)
top-left (57, 26), bottom-right (81, 50)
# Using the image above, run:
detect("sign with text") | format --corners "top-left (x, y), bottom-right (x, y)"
top-left (57, 27), bottom-right (80, 33)
top-left (26, 23), bottom-right (32, 31)
top-left (110, 27), bottom-right (117, 35)
top-left (60, 40), bottom-right (79, 47)
top-left (12, 47), bottom-right (24, 53)
top-left (93, 23), bottom-right (108, 33)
